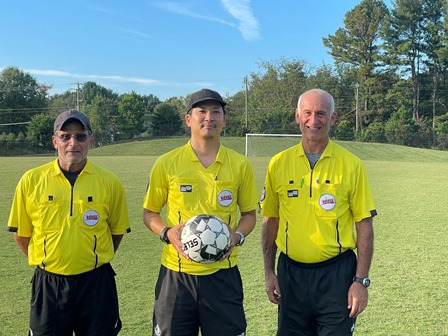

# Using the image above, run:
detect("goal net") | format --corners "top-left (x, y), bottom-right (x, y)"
top-left (245, 133), bottom-right (302, 157)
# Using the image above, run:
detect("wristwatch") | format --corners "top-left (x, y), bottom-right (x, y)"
top-left (353, 277), bottom-right (370, 288)
top-left (235, 231), bottom-right (245, 246)
top-left (159, 227), bottom-right (171, 244)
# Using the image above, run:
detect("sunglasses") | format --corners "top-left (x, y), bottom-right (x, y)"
top-left (56, 131), bottom-right (91, 143)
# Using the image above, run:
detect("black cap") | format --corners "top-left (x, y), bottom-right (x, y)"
top-left (54, 110), bottom-right (92, 133)
top-left (187, 89), bottom-right (226, 113)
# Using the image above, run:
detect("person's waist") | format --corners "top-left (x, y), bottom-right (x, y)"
top-left (282, 250), bottom-right (354, 268)
top-left (37, 262), bottom-right (111, 277)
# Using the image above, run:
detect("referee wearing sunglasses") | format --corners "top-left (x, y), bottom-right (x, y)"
top-left (7, 109), bottom-right (131, 336)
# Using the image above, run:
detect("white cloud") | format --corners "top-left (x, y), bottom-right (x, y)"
top-left (24, 69), bottom-right (162, 85)
top-left (111, 26), bottom-right (152, 40)
top-left (82, 1), bottom-right (144, 23)
top-left (152, 1), bottom-right (259, 41)
top-left (153, 2), bottom-right (235, 27)
top-left (221, 0), bottom-right (260, 41)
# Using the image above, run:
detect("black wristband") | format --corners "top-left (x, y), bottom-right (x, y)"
top-left (159, 227), bottom-right (171, 244)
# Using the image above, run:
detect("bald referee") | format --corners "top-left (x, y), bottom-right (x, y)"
top-left (7, 109), bottom-right (130, 335)
top-left (260, 89), bottom-right (376, 336)
top-left (143, 88), bottom-right (258, 336)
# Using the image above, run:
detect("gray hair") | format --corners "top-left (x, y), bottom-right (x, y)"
top-left (297, 89), bottom-right (335, 116)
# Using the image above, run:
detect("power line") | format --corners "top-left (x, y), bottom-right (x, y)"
top-left (0, 108), bottom-right (52, 113)
top-left (0, 121), bottom-right (30, 126)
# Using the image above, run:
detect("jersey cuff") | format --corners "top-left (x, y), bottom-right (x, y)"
top-left (111, 228), bottom-right (131, 235)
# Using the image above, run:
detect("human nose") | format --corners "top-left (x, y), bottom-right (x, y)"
top-left (310, 113), bottom-right (319, 124)
top-left (67, 135), bottom-right (78, 145)
top-left (204, 110), bottom-right (214, 121)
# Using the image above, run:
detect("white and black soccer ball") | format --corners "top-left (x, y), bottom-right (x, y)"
top-left (181, 214), bottom-right (231, 264)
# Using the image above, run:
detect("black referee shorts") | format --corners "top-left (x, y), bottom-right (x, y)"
top-left (153, 265), bottom-right (246, 336)
top-left (277, 251), bottom-right (357, 336)
top-left (29, 263), bottom-right (122, 336)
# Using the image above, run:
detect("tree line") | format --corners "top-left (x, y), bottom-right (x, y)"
top-left (1, 0), bottom-right (447, 154)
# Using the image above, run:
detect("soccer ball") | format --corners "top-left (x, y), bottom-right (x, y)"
top-left (181, 214), bottom-right (231, 264)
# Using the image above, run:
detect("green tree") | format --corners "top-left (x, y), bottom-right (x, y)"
top-left (224, 90), bottom-right (248, 136)
top-left (333, 120), bottom-right (355, 141)
top-left (81, 82), bottom-right (118, 105)
top-left (434, 113), bottom-right (448, 149)
top-left (79, 82), bottom-right (119, 144)
top-left (421, 0), bottom-right (447, 136)
top-left (82, 95), bottom-right (116, 145)
top-left (246, 58), bottom-right (309, 133)
top-left (16, 131), bottom-right (26, 143)
top-left (27, 113), bottom-right (54, 147)
top-left (381, 0), bottom-right (426, 121)
top-left (323, 0), bottom-right (388, 132)
top-left (149, 103), bottom-right (182, 136)
top-left (140, 94), bottom-right (162, 135)
top-left (163, 96), bottom-right (188, 135)
top-left (48, 91), bottom-right (78, 116)
top-left (117, 92), bottom-right (145, 139)
top-left (143, 94), bottom-right (161, 114)
top-left (6, 132), bottom-right (15, 142)
top-left (439, 4), bottom-right (448, 114)
top-left (385, 110), bottom-right (417, 146)
top-left (0, 67), bottom-right (49, 135)
top-left (362, 121), bottom-right (387, 143)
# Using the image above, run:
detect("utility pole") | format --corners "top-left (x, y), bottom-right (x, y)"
top-left (355, 83), bottom-right (360, 132)
top-left (245, 77), bottom-right (248, 129)
top-left (76, 82), bottom-right (81, 110)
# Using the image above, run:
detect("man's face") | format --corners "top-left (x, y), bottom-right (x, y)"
top-left (52, 121), bottom-right (92, 171)
top-left (295, 92), bottom-right (336, 144)
top-left (186, 101), bottom-right (226, 140)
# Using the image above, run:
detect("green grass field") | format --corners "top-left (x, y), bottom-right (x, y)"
top-left (1, 137), bottom-right (448, 335)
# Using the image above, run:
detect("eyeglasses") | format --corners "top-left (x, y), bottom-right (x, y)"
top-left (56, 131), bottom-right (91, 143)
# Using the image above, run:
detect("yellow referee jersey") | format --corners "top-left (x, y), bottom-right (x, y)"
top-left (261, 140), bottom-right (376, 263)
top-left (7, 159), bottom-right (130, 275)
top-left (143, 141), bottom-right (258, 275)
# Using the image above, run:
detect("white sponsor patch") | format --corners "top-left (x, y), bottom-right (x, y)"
top-left (218, 190), bottom-right (234, 207)
top-left (83, 210), bottom-right (100, 226)
top-left (319, 193), bottom-right (336, 210)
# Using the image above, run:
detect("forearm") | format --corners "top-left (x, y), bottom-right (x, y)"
top-left (355, 217), bottom-right (374, 277)
top-left (143, 208), bottom-right (189, 259)
top-left (14, 233), bottom-right (30, 256)
top-left (143, 208), bottom-right (166, 236)
top-left (112, 234), bottom-right (123, 252)
top-left (261, 216), bottom-right (279, 276)
top-left (235, 210), bottom-right (256, 237)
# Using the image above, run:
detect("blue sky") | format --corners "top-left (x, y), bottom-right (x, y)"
top-left (0, 0), bottom-right (380, 101)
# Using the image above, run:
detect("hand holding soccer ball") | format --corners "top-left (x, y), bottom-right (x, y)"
top-left (180, 214), bottom-right (231, 263)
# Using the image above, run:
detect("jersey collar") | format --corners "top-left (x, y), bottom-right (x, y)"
top-left (185, 140), bottom-right (225, 164)
top-left (298, 140), bottom-right (334, 159)
top-left (51, 158), bottom-right (94, 176)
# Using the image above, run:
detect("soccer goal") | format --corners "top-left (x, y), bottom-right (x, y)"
top-left (245, 133), bottom-right (302, 157)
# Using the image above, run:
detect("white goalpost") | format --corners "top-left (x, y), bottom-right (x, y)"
top-left (245, 133), bottom-right (302, 157)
